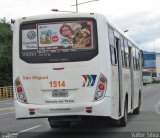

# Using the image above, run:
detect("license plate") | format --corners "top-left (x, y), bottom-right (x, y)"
top-left (52, 90), bottom-right (68, 97)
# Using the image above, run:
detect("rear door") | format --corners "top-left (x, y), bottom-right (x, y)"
top-left (109, 27), bottom-right (123, 117)
top-left (129, 46), bottom-right (134, 109)
top-left (115, 36), bottom-right (123, 116)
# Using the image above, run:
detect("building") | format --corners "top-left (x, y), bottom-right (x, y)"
top-left (156, 54), bottom-right (160, 79)
top-left (143, 51), bottom-right (156, 72)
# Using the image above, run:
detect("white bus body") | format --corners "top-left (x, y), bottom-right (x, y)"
top-left (13, 13), bottom-right (143, 127)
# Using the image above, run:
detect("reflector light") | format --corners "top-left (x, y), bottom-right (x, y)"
top-left (100, 77), bottom-right (105, 83)
top-left (86, 107), bottom-right (92, 110)
top-left (16, 80), bottom-right (20, 86)
top-left (17, 87), bottom-right (22, 93)
top-left (99, 84), bottom-right (104, 90)
top-left (97, 91), bottom-right (103, 97)
top-left (86, 107), bottom-right (92, 113)
top-left (29, 109), bottom-right (35, 112)
top-left (19, 94), bottom-right (24, 99)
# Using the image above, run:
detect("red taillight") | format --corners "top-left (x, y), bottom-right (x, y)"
top-left (17, 87), bottom-right (22, 93)
top-left (99, 84), bottom-right (104, 90)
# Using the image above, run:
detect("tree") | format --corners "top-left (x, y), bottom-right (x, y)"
top-left (0, 18), bottom-right (12, 86)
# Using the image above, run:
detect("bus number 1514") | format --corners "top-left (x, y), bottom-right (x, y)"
top-left (49, 81), bottom-right (65, 88)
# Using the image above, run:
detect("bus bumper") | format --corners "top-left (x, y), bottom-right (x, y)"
top-left (14, 96), bottom-right (113, 119)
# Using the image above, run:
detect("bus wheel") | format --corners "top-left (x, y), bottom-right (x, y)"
top-left (133, 93), bottom-right (141, 115)
top-left (119, 100), bottom-right (128, 127)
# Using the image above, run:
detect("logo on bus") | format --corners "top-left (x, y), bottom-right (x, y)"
top-left (82, 75), bottom-right (97, 87)
top-left (27, 31), bottom-right (36, 40)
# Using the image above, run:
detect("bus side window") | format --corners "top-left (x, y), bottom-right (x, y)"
top-left (125, 53), bottom-right (129, 68)
top-left (137, 59), bottom-right (140, 70)
top-left (110, 46), bottom-right (117, 65)
top-left (135, 50), bottom-right (139, 70)
top-left (120, 36), bottom-right (125, 67)
top-left (132, 47), bottom-right (137, 70)
top-left (122, 52), bottom-right (125, 67)
top-left (133, 58), bottom-right (136, 70)
top-left (128, 42), bottom-right (132, 68)
top-left (108, 27), bottom-right (117, 65)
top-left (108, 27), bottom-right (114, 46)
top-left (124, 39), bottom-right (129, 68)
top-left (136, 50), bottom-right (140, 70)
top-left (138, 52), bottom-right (141, 70)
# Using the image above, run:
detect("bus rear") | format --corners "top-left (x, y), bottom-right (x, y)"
top-left (13, 14), bottom-right (112, 125)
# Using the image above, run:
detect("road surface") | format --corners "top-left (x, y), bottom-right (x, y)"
top-left (0, 84), bottom-right (160, 138)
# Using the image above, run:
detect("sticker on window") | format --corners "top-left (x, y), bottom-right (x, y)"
top-left (22, 29), bottom-right (38, 50)
top-left (37, 21), bottom-right (93, 51)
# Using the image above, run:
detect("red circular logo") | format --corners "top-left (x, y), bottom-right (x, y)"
top-left (52, 35), bottom-right (59, 42)
top-left (60, 24), bottom-right (72, 38)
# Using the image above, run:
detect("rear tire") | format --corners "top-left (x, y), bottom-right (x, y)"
top-left (133, 93), bottom-right (141, 115)
top-left (119, 100), bottom-right (128, 127)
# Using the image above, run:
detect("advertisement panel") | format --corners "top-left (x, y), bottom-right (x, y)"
top-left (37, 20), bottom-right (93, 51)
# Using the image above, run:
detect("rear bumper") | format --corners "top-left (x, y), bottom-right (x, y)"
top-left (14, 96), bottom-right (113, 119)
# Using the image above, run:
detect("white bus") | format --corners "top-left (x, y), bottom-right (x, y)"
top-left (13, 13), bottom-right (143, 127)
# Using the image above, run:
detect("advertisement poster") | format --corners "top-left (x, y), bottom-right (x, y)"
top-left (37, 20), bottom-right (93, 51)
top-left (22, 29), bottom-right (38, 50)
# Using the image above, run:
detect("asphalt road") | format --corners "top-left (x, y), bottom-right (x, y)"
top-left (0, 84), bottom-right (160, 138)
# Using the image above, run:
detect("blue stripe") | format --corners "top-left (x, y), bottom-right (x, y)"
top-left (91, 75), bottom-right (97, 86)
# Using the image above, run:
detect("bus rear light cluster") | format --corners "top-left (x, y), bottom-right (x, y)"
top-left (94, 74), bottom-right (107, 101)
top-left (15, 77), bottom-right (28, 103)
top-left (85, 107), bottom-right (92, 113)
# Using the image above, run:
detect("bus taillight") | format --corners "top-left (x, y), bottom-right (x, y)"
top-left (17, 87), bottom-right (22, 93)
top-left (15, 77), bottom-right (28, 104)
top-left (94, 74), bottom-right (107, 101)
top-left (98, 84), bottom-right (105, 90)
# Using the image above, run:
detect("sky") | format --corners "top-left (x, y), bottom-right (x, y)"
top-left (0, 0), bottom-right (160, 52)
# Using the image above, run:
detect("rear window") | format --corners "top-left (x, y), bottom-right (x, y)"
top-left (20, 18), bottom-right (98, 63)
